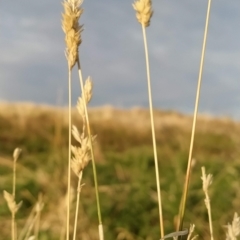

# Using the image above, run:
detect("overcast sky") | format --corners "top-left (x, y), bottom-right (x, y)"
top-left (1, 1), bottom-right (240, 118)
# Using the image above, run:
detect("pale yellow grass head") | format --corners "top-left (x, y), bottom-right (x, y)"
top-left (76, 77), bottom-right (93, 120)
top-left (3, 190), bottom-right (22, 214)
top-left (71, 78), bottom-right (95, 177)
top-left (71, 126), bottom-right (93, 176)
top-left (13, 148), bottom-right (22, 163)
top-left (225, 213), bottom-right (240, 240)
top-left (132, 0), bottom-right (153, 27)
top-left (62, 0), bottom-right (83, 70)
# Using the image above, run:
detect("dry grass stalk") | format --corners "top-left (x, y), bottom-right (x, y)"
top-left (33, 194), bottom-right (44, 240)
top-left (98, 224), bottom-right (104, 240)
top-left (62, 1), bottom-right (84, 239)
top-left (201, 167), bottom-right (214, 240)
top-left (3, 148), bottom-right (22, 240)
top-left (13, 148), bottom-right (22, 198)
top-left (72, 171), bottom-right (83, 240)
top-left (133, 0), bottom-right (164, 237)
top-left (18, 205), bottom-right (36, 240)
top-left (23, 215), bottom-right (38, 240)
top-left (62, 0), bottom-right (83, 70)
top-left (177, 0), bottom-right (212, 231)
top-left (76, 66), bottom-right (104, 239)
top-left (187, 224), bottom-right (198, 240)
top-left (71, 79), bottom-right (96, 240)
top-left (225, 213), bottom-right (240, 240)
top-left (18, 194), bottom-right (44, 240)
top-left (59, 188), bottom-right (75, 240)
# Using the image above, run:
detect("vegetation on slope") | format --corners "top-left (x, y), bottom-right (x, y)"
top-left (0, 103), bottom-right (239, 239)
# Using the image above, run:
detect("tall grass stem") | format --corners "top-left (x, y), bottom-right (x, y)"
top-left (73, 171), bottom-right (83, 240)
top-left (201, 167), bottom-right (214, 240)
top-left (23, 214), bottom-right (37, 240)
top-left (18, 207), bottom-right (35, 240)
top-left (77, 58), bottom-right (104, 240)
top-left (13, 159), bottom-right (16, 198)
top-left (66, 70), bottom-right (72, 240)
top-left (177, 0), bottom-right (212, 231)
top-left (34, 194), bottom-right (43, 240)
top-left (141, 24), bottom-right (164, 238)
top-left (207, 194), bottom-right (214, 240)
top-left (12, 148), bottom-right (21, 240)
top-left (12, 160), bottom-right (16, 240)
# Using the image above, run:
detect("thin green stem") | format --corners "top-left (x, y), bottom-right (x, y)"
top-left (177, 0), bottom-right (212, 231)
top-left (141, 23), bottom-right (164, 238)
top-left (66, 69), bottom-right (72, 240)
top-left (77, 58), bottom-right (104, 240)
top-left (73, 171), bottom-right (83, 240)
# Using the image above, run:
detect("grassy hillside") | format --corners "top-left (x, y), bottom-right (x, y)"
top-left (0, 102), bottom-right (239, 239)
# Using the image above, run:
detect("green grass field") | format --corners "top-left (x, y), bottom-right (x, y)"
top-left (0, 103), bottom-right (239, 239)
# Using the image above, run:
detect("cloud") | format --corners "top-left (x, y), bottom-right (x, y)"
top-left (0, 0), bottom-right (240, 118)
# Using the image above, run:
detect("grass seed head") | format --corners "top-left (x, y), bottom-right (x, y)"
top-left (3, 190), bottom-right (22, 214)
top-left (71, 125), bottom-right (96, 176)
top-left (71, 139), bottom-right (91, 176)
top-left (13, 148), bottom-right (22, 162)
top-left (226, 213), bottom-right (240, 240)
top-left (187, 224), bottom-right (198, 240)
top-left (77, 97), bottom-right (86, 120)
top-left (62, 0), bottom-right (83, 70)
top-left (72, 125), bottom-right (82, 143)
top-left (76, 77), bottom-right (93, 120)
top-left (132, 0), bottom-right (153, 27)
top-left (201, 166), bottom-right (213, 192)
top-left (84, 77), bottom-right (93, 103)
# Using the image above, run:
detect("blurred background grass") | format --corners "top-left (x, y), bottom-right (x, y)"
top-left (0, 102), bottom-right (239, 240)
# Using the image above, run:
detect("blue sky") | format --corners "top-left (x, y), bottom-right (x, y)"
top-left (1, 1), bottom-right (240, 118)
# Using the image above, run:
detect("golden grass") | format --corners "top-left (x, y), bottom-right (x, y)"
top-left (177, 0), bottom-right (213, 231)
top-left (133, 0), bottom-right (164, 236)
top-left (0, 101), bottom-right (238, 132)
top-left (62, 1), bottom-right (103, 238)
